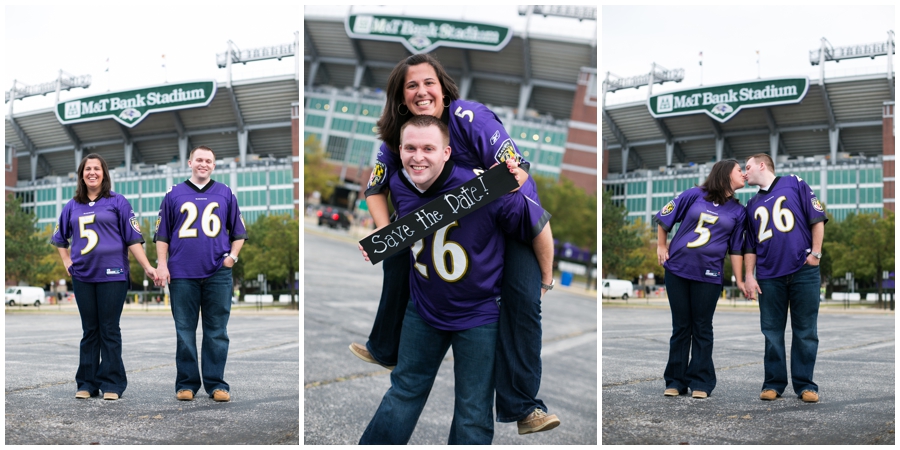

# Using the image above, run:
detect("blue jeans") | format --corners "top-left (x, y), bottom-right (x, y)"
top-left (663, 271), bottom-right (721, 394)
top-left (365, 249), bottom-right (410, 367)
top-left (758, 264), bottom-right (820, 396)
top-left (495, 235), bottom-right (546, 422)
top-left (72, 280), bottom-right (129, 396)
top-left (169, 266), bottom-right (233, 396)
top-left (360, 301), bottom-right (498, 445)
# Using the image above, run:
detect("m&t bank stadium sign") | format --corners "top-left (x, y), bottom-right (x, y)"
top-left (56, 81), bottom-right (217, 128)
top-left (648, 78), bottom-right (809, 123)
top-left (346, 15), bottom-right (512, 54)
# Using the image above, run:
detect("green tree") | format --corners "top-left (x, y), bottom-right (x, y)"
top-left (532, 174), bottom-right (597, 251)
top-left (304, 135), bottom-right (340, 204)
top-left (5, 194), bottom-right (55, 286)
top-left (828, 211), bottom-right (895, 308)
top-left (620, 218), bottom-right (659, 283)
top-left (240, 214), bottom-right (300, 306)
top-left (33, 226), bottom-right (71, 290)
top-left (129, 219), bottom-right (159, 289)
top-left (600, 188), bottom-right (643, 279)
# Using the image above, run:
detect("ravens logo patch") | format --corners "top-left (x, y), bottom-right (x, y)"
top-left (660, 200), bottom-right (676, 216)
top-left (811, 197), bottom-right (824, 212)
top-left (494, 139), bottom-right (521, 165)
top-left (368, 161), bottom-right (387, 188)
top-left (130, 216), bottom-right (141, 234)
top-left (154, 216), bottom-right (162, 233)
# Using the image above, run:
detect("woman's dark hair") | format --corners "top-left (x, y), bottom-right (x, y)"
top-left (376, 53), bottom-right (461, 154)
top-left (74, 153), bottom-right (112, 204)
top-left (700, 159), bottom-right (740, 205)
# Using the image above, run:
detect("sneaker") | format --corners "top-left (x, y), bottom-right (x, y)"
top-left (176, 390), bottom-right (194, 401)
top-left (691, 390), bottom-right (708, 399)
top-left (103, 392), bottom-right (119, 401)
top-left (664, 388), bottom-right (681, 396)
top-left (801, 390), bottom-right (819, 403)
top-left (759, 389), bottom-right (779, 401)
top-left (212, 390), bottom-right (231, 402)
top-left (75, 391), bottom-right (91, 399)
top-left (349, 343), bottom-right (395, 370)
top-left (517, 408), bottom-right (560, 435)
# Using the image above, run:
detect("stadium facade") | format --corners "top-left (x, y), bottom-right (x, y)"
top-left (602, 33), bottom-right (895, 225)
top-left (5, 35), bottom-right (301, 232)
top-left (303, 7), bottom-right (598, 210)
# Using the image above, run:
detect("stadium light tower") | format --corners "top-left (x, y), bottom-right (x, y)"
top-left (810, 31), bottom-right (895, 97)
top-left (5, 70), bottom-right (91, 115)
top-left (601, 63), bottom-right (684, 109)
top-left (217, 31), bottom-right (300, 87)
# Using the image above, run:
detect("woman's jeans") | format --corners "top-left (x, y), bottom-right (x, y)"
top-left (663, 271), bottom-right (721, 394)
top-left (72, 279), bottom-right (128, 396)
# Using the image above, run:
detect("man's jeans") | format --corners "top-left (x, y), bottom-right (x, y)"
top-left (360, 301), bottom-right (498, 445)
top-left (72, 280), bottom-right (128, 396)
top-left (169, 266), bottom-right (233, 396)
top-left (758, 264), bottom-right (821, 396)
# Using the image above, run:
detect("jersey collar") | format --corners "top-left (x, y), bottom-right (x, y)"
top-left (399, 160), bottom-right (456, 198)
top-left (185, 179), bottom-right (216, 193)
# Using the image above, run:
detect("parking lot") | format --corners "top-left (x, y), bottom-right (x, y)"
top-left (5, 309), bottom-right (299, 445)
top-left (303, 223), bottom-right (598, 444)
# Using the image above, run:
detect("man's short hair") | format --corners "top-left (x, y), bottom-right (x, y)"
top-left (189, 145), bottom-right (216, 160)
top-left (748, 153), bottom-right (775, 173)
top-left (399, 115), bottom-right (450, 147)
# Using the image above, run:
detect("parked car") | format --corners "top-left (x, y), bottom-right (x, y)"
top-left (5, 286), bottom-right (46, 306)
top-left (601, 279), bottom-right (634, 300)
top-left (317, 205), bottom-right (353, 230)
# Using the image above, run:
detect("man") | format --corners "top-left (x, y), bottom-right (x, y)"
top-left (742, 153), bottom-right (826, 403)
top-left (359, 115), bottom-right (551, 444)
top-left (154, 146), bottom-right (248, 402)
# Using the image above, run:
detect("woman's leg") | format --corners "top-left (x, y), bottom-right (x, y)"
top-left (663, 271), bottom-right (692, 393)
top-left (364, 249), bottom-right (411, 367)
top-left (95, 281), bottom-right (129, 396)
top-left (72, 280), bottom-right (101, 396)
top-left (686, 280), bottom-right (722, 394)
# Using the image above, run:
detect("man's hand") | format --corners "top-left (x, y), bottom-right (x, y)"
top-left (805, 254), bottom-right (820, 266)
top-left (155, 265), bottom-right (170, 287)
top-left (743, 275), bottom-right (761, 300)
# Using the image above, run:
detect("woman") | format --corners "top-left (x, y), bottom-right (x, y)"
top-left (52, 154), bottom-right (157, 400)
top-left (351, 53), bottom-right (559, 433)
top-left (655, 159), bottom-right (747, 399)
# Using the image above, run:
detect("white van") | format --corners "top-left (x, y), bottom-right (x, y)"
top-left (5, 286), bottom-right (46, 307)
top-left (602, 279), bottom-right (634, 300)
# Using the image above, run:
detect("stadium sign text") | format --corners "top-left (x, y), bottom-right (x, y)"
top-left (648, 77), bottom-right (809, 123)
top-left (345, 14), bottom-right (512, 54)
top-left (359, 163), bottom-right (518, 265)
top-left (55, 80), bottom-right (217, 128)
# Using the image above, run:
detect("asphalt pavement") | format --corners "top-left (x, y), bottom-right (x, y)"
top-left (5, 307), bottom-right (299, 445)
top-left (602, 304), bottom-right (895, 445)
top-left (303, 221), bottom-right (599, 445)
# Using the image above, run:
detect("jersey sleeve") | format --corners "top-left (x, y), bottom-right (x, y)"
top-left (50, 201), bottom-right (73, 248)
top-left (457, 101), bottom-right (532, 172)
top-left (655, 187), bottom-right (698, 232)
top-left (364, 143), bottom-right (400, 198)
top-left (226, 187), bottom-right (249, 241)
top-left (497, 190), bottom-right (551, 243)
top-left (728, 205), bottom-right (747, 255)
top-left (152, 188), bottom-right (173, 243)
top-left (743, 206), bottom-right (757, 254)
top-left (116, 194), bottom-right (144, 247)
top-left (796, 176), bottom-right (828, 226)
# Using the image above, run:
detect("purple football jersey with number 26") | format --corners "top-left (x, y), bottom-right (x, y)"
top-left (154, 180), bottom-right (248, 279)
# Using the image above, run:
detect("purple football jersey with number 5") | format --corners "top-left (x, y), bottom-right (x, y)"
top-left (153, 180), bottom-right (248, 279)
top-left (655, 187), bottom-right (747, 284)
top-left (744, 175), bottom-right (827, 279)
top-left (51, 192), bottom-right (144, 283)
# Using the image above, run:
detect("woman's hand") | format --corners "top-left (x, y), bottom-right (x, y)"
top-left (656, 245), bottom-right (669, 265)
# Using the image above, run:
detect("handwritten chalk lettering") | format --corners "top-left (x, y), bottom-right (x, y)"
top-left (445, 184), bottom-right (486, 214)
top-left (370, 224), bottom-right (415, 253)
top-left (415, 209), bottom-right (443, 230)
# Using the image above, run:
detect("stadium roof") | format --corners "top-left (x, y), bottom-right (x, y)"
top-left (602, 73), bottom-right (894, 173)
top-left (303, 12), bottom-right (596, 121)
top-left (6, 75), bottom-right (299, 181)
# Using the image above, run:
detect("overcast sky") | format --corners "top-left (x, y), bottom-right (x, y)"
top-left (602, 5), bottom-right (896, 105)
top-left (4, 4), bottom-right (300, 114)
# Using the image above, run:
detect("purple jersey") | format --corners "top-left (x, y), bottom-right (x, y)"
top-left (153, 180), bottom-right (248, 279)
top-left (389, 161), bottom-right (550, 331)
top-left (745, 175), bottom-right (827, 279)
top-left (655, 187), bottom-right (746, 284)
top-left (51, 192), bottom-right (144, 283)
top-left (365, 99), bottom-right (541, 205)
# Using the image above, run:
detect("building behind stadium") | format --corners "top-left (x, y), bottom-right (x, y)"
top-left (602, 31), bottom-right (895, 225)
top-left (5, 33), bottom-right (301, 232)
top-left (303, 6), bottom-right (598, 213)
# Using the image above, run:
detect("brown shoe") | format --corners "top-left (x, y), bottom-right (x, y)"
top-left (759, 389), bottom-right (779, 401)
top-left (664, 388), bottom-right (680, 396)
top-left (103, 392), bottom-right (119, 401)
top-left (212, 390), bottom-right (231, 402)
top-left (176, 390), bottom-right (194, 401)
top-left (349, 343), bottom-right (395, 370)
top-left (801, 391), bottom-right (819, 403)
top-left (691, 390), bottom-right (708, 399)
top-left (75, 391), bottom-right (91, 399)
top-left (517, 408), bottom-right (560, 435)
